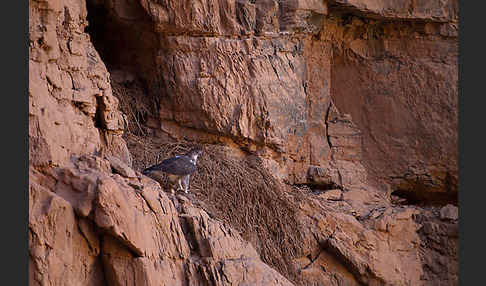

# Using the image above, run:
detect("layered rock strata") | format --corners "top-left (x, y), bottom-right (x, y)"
top-left (87, 0), bottom-right (458, 200)
top-left (29, 156), bottom-right (293, 286)
top-left (28, 0), bottom-right (459, 285)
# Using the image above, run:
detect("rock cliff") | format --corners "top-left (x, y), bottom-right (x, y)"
top-left (29, 0), bottom-right (458, 285)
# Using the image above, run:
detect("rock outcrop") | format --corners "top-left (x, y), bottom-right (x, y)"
top-left (29, 0), bottom-right (458, 285)
top-left (326, 10), bottom-right (458, 201)
top-left (29, 156), bottom-right (294, 286)
top-left (29, 0), bottom-right (130, 168)
top-left (86, 0), bottom-right (458, 201)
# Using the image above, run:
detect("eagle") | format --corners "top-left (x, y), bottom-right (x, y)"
top-left (142, 147), bottom-right (203, 194)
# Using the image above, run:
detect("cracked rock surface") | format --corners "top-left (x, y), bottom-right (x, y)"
top-left (29, 0), bottom-right (458, 285)
top-left (29, 156), bottom-right (293, 286)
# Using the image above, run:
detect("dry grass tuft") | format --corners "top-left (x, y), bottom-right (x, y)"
top-left (112, 79), bottom-right (158, 137)
top-left (125, 133), bottom-right (307, 283)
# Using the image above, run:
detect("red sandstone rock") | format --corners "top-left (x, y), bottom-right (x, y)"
top-left (29, 169), bottom-right (105, 286)
top-left (329, 0), bottom-right (458, 22)
top-left (294, 194), bottom-right (426, 285)
top-left (319, 189), bottom-right (343, 200)
top-left (440, 204), bottom-right (459, 221)
top-left (96, 0), bottom-right (458, 201)
top-left (28, 0), bottom-right (458, 285)
top-left (30, 156), bottom-right (294, 285)
top-left (29, 0), bottom-right (130, 168)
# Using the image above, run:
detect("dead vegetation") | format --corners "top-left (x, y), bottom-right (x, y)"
top-left (125, 133), bottom-right (307, 282)
top-left (114, 74), bottom-right (308, 283)
top-left (111, 75), bottom-right (159, 137)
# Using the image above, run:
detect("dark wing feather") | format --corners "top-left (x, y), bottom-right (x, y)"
top-left (143, 156), bottom-right (196, 176)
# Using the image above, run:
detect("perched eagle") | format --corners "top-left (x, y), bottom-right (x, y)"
top-left (142, 147), bottom-right (203, 194)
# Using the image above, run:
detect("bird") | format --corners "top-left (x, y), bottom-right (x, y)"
top-left (142, 146), bottom-right (203, 194)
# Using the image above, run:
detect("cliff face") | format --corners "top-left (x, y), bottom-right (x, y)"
top-left (29, 0), bottom-right (458, 285)
top-left (86, 0), bottom-right (458, 199)
top-left (29, 156), bottom-right (294, 286)
top-left (29, 0), bottom-right (130, 167)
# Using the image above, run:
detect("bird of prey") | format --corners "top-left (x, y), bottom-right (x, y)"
top-left (142, 147), bottom-right (203, 194)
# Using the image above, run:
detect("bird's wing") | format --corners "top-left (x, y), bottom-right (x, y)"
top-left (143, 156), bottom-right (196, 176)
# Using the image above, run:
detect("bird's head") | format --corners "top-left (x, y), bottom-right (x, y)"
top-left (186, 146), bottom-right (203, 162)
